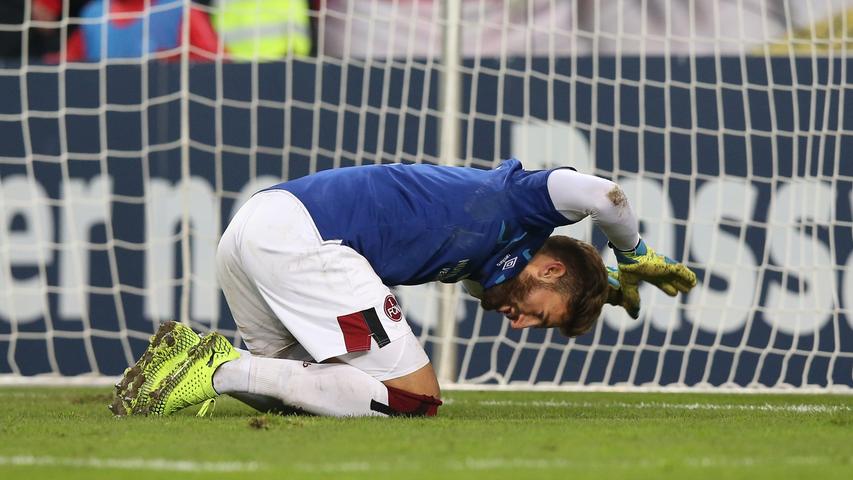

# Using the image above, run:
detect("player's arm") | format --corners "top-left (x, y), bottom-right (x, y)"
top-left (547, 168), bottom-right (640, 250)
top-left (547, 169), bottom-right (641, 316)
top-left (547, 169), bottom-right (696, 318)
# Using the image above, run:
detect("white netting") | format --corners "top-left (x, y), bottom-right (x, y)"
top-left (0, 0), bottom-right (851, 391)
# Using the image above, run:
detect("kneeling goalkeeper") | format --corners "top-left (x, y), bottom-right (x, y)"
top-left (111, 159), bottom-right (696, 417)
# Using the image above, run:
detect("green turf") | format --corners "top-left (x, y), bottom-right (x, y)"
top-left (0, 388), bottom-right (851, 479)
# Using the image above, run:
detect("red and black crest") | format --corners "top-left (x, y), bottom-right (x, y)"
top-left (384, 294), bottom-right (403, 322)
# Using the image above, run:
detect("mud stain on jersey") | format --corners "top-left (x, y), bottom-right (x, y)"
top-left (608, 185), bottom-right (627, 209)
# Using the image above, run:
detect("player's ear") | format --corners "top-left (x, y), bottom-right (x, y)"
top-left (539, 260), bottom-right (566, 282)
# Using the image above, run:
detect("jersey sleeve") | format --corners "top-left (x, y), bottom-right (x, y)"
top-left (546, 168), bottom-right (640, 251)
top-left (501, 160), bottom-right (574, 229)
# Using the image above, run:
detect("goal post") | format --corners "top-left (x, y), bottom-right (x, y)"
top-left (435, 0), bottom-right (463, 385)
top-left (0, 0), bottom-right (851, 392)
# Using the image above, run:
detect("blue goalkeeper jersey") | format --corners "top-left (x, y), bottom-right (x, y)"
top-left (264, 159), bottom-right (572, 288)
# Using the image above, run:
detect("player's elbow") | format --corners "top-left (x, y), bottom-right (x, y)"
top-left (604, 181), bottom-right (628, 210)
top-left (587, 177), bottom-right (627, 216)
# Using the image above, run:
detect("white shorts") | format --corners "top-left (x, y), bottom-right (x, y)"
top-left (216, 189), bottom-right (429, 381)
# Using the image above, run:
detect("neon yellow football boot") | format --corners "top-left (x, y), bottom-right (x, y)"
top-left (109, 320), bottom-right (201, 416)
top-left (143, 332), bottom-right (240, 416)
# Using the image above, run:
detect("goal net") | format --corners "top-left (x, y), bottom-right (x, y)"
top-left (0, 0), bottom-right (851, 391)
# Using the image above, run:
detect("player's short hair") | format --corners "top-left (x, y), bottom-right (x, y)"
top-left (538, 236), bottom-right (608, 337)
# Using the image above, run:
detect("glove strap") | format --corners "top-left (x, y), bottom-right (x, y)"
top-left (610, 238), bottom-right (647, 264)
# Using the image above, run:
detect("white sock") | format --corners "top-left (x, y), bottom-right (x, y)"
top-left (212, 348), bottom-right (252, 393)
top-left (213, 353), bottom-right (390, 417)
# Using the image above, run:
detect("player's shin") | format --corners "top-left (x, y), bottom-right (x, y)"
top-left (213, 355), bottom-right (441, 417)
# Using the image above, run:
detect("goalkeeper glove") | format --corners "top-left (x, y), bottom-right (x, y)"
top-left (612, 238), bottom-right (697, 298)
top-left (605, 266), bottom-right (641, 319)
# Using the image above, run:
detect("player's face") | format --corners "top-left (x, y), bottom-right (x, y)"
top-left (481, 272), bottom-right (568, 330)
top-left (499, 283), bottom-right (568, 329)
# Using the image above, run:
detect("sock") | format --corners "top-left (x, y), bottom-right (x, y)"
top-left (215, 354), bottom-right (385, 416)
top-left (213, 352), bottom-right (441, 417)
top-left (213, 348), bottom-right (252, 393)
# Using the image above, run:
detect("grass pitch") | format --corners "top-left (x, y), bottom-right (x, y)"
top-left (0, 388), bottom-right (851, 479)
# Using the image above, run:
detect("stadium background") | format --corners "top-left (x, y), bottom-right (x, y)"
top-left (0, 1), bottom-right (851, 391)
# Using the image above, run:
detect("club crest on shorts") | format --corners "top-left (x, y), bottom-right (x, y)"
top-left (384, 294), bottom-right (403, 322)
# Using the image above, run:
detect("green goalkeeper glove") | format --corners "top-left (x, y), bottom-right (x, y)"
top-left (612, 238), bottom-right (697, 300)
top-left (605, 266), bottom-right (641, 319)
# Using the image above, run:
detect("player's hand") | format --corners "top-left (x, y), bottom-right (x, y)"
top-left (612, 238), bottom-right (697, 298)
top-left (604, 266), bottom-right (641, 319)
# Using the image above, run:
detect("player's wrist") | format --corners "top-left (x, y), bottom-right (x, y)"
top-left (610, 238), bottom-right (647, 264)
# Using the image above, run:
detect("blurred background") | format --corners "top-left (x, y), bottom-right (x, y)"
top-left (2, 1), bottom-right (852, 61)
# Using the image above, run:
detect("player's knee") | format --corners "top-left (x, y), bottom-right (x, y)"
top-left (380, 363), bottom-right (442, 416)
top-left (383, 363), bottom-right (441, 399)
top-left (383, 385), bottom-right (443, 417)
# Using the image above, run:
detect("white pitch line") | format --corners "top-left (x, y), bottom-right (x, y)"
top-left (0, 455), bottom-right (262, 473)
top-left (0, 392), bottom-right (52, 398)
top-left (470, 399), bottom-right (852, 414)
top-left (294, 455), bottom-right (844, 473)
top-left (1, 455), bottom-right (841, 474)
